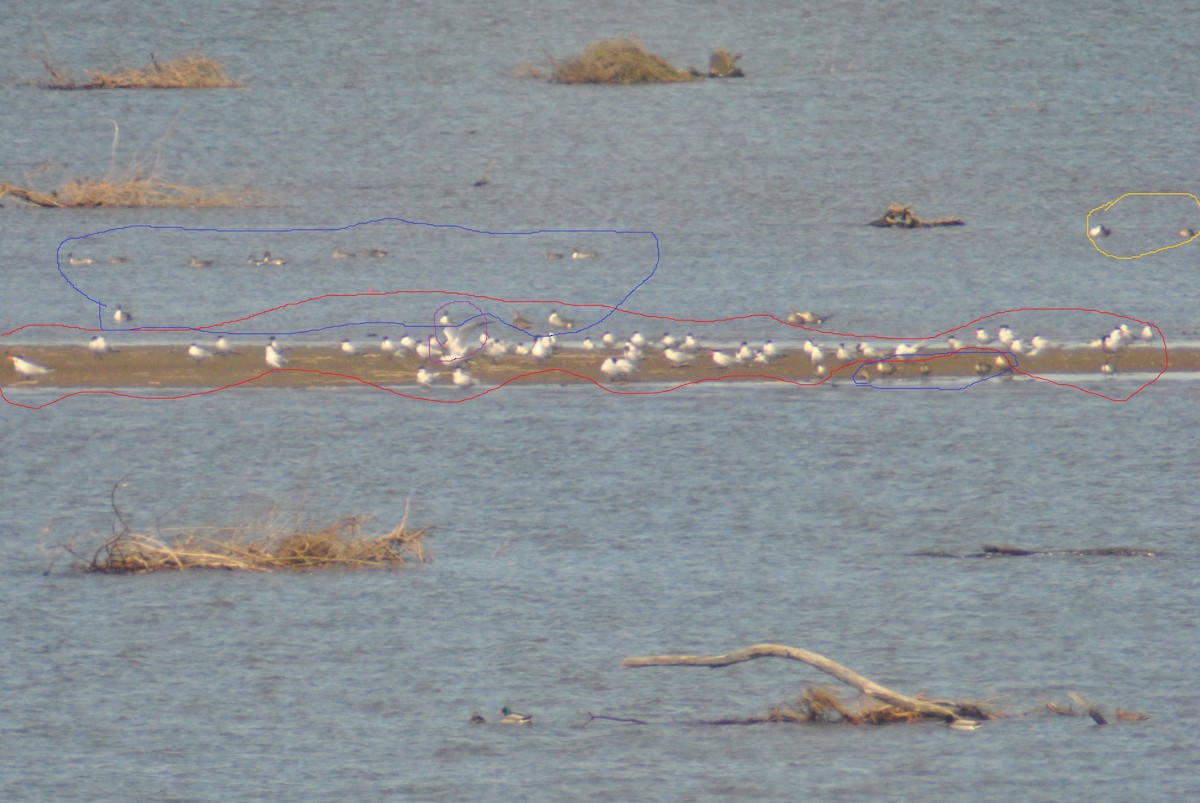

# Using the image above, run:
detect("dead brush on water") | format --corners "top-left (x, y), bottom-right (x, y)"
top-left (49, 485), bottom-right (430, 574)
top-left (2, 171), bottom-right (256, 209)
top-left (550, 39), bottom-right (701, 84)
top-left (25, 49), bottom-right (243, 89)
top-left (1, 118), bottom-right (259, 208)
top-left (767, 686), bottom-right (965, 726)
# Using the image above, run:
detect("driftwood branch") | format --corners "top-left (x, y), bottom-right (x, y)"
top-left (621, 643), bottom-right (966, 722)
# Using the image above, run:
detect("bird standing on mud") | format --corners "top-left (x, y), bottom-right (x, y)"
top-left (8, 355), bottom-right (53, 380)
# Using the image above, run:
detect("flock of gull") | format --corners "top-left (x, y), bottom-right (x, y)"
top-left (5, 304), bottom-right (1161, 385)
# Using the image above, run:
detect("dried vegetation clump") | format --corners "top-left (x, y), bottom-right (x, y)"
top-left (1, 176), bottom-right (256, 209)
top-left (767, 686), bottom-right (993, 726)
top-left (26, 50), bottom-right (243, 89)
top-left (550, 39), bottom-right (701, 84)
top-left (50, 490), bottom-right (430, 573)
top-left (2, 117), bottom-right (260, 209)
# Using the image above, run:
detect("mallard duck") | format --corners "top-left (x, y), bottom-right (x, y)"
top-left (500, 706), bottom-right (532, 725)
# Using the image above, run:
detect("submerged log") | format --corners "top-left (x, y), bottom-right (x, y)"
top-left (621, 643), bottom-right (981, 724)
top-left (868, 202), bottom-right (964, 228)
top-left (915, 545), bottom-right (1158, 558)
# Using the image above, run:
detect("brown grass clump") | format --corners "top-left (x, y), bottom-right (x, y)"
top-left (2, 117), bottom-right (260, 209)
top-left (26, 50), bottom-right (242, 89)
top-left (767, 686), bottom-right (994, 726)
top-left (57, 174), bottom-right (254, 208)
top-left (51, 491), bottom-right (430, 574)
top-left (551, 39), bottom-right (701, 84)
top-left (1, 176), bottom-right (256, 208)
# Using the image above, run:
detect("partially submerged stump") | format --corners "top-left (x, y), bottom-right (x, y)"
top-left (621, 643), bottom-right (989, 726)
top-left (868, 203), bottom-right (964, 228)
top-left (706, 49), bottom-right (744, 78)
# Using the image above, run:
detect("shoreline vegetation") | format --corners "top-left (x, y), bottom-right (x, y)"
top-left (49, 490), bottom-right (429, 574)
top-left (1, 343), bottom-right (1185, 390)
top-left (519, 39), bottom-right (744, 84)
top-left (24, 50), bottom-right (243, 89)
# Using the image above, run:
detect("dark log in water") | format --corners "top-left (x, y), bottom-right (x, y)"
top-left (868, 202), bottom-right (964, 228)
top-left (914, 545), bottom-right (1158, 558)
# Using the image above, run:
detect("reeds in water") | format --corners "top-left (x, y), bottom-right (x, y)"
top-left (551, 39), bottom-right (700, 84)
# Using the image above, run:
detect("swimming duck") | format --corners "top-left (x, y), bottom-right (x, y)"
top-left (332, 245), bottom-right (356, 259)
top-left (1089, 224), bottom-right (1111, 238)
top-left (67, 253), bottom-right (94, 265)
top-left (366, 248), bottom-right (388, 258)
top-left (500, 707), bottom-right (532, 725)
top-left (190, 256), bottom-right (214, 268)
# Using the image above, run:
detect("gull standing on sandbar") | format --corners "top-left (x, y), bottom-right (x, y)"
top-left (89, 336), bottom-right (114, 356)
top-left (265, 340), bottom-right (287, 368)
top-left (187, 343), bottom-right (212, 363)
top-left (9, 355), bottom-right (52, 380)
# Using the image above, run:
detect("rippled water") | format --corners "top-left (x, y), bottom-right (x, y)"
top-left (3, 1), bottom-right (1199, 800)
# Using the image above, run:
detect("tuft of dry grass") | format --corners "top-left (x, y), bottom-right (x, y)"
top-left (2, 115), bottom-right (260, 209)
top-left (550, 39), bottom-right (701, 85)
top-left (768, 686), bottom-right (995, 726)
top-left (1, 176), bottom-right (257, 208)
top-left (26, 50), bottom-right (242, 89)
top-left (56, 174), bottom-right (255, 208)
top-left (52, 493), bottom-right (430, 574)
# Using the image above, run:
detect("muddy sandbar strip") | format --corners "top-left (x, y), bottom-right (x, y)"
top-left (1, 344), bottom-right (1190, 389)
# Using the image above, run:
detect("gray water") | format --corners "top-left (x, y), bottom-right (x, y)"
top-left (2, 1), bottom-right (1199, 800)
